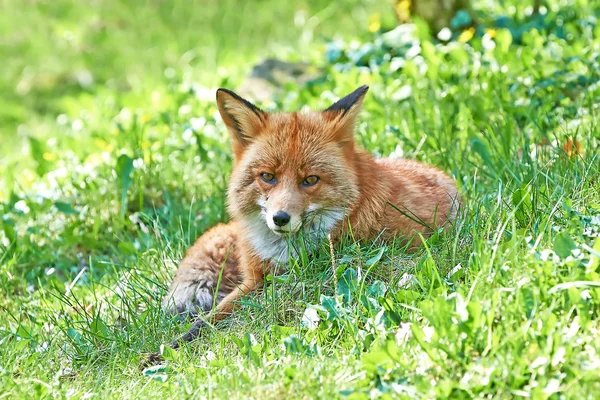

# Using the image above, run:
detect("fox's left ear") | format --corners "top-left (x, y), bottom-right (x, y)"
top-left (216, 88), bottom-right (267, 158)
top-left (322, 85), bottom-right (369, 143)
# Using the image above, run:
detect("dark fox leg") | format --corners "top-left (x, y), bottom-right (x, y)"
top-left (141, 274), bottom-right (263, 368)
top-left (140, 223), bottom-right (242, 369)
top-left (141, 244), bottom-right (264, 369)
top-left (161, 223), bottom-right (242, 317)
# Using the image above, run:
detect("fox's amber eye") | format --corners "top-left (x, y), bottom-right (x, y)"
top-left (301, 175), bottom-right (320, 187)
top-left (260, 172), bottom-right (276, 184)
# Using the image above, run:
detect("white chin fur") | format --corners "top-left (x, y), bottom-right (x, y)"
top-left (241, 214), bottom-right (293, 265)
top-left (240, 209), bottom-right (344, 265)
top-left (265, 212), bottom-right (301, 233)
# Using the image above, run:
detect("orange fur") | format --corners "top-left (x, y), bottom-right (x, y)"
top-left (151, 86), bottom-right (459, 360)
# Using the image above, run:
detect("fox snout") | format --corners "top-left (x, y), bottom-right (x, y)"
top-left (264, 205), bottom-right (303, 235)
top-left (272, 211), bottom-right (291, 227)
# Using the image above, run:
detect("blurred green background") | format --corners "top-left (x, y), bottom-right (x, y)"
top-left (0, 0), bottom-right (389, 157)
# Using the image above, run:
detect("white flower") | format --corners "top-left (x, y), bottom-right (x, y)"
top-left (178, 104), bottom-right (192, 116)
top-left (456, 293), bottom-right (469, 322)
top-left (552, 347), bottom-right (566, 366)
top-left (301, 307), bottom-right (320, 330)
top-left (182, 128), bottom-right (196, 145)
top-left (75, 70), bottom-right (94, 87)
top-left (391, 85), bottom-right (412, 102)
top-left (423, 326), bottom-right (434, 343)
top-left (544, 379), bottom-right (561, 394)
top-left (116, 108), bottom-right (132, 123)
top-left (190, 117), bottom-right (206, 132)
top-left (389, 144), bottom-right (404, 159)
top-left (133, 158), bottom-right (144, 169)
top-left (395, 322), bottom-right (412, 345)
top-left (14, 200), bottom-right (30, 214)
top-left (204, 350), bottom-right (216, 361)
top-left (482, 33), bottom-right (496, 51)
top-left (530, 356), bottom-right (548, 369)
top-left (57, 114), bottom-right (69, 125)
top-left (398, 273), bottom-right (415, 289)
top-left (192, 84), bottom-right (214, 101)
top-left (437, 28), bottom-right (452, 41)
top-left (581, 290), bottom-right (592, 300)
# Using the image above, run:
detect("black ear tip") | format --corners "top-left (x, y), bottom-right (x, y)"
top-left (352, 85), bottom-right (369, 97)
top-left (216, 88), bottom-right (253, 105)
top-left (215, 88), bottom-right (265, 115)
top-left (216, 88), bottom-right (234, 99)
top-left (324, 85), bottom-right (370, 113)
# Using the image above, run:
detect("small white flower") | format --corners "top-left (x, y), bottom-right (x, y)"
top-left (437, 27), bottom-right (452, 41)
top-left (544, 379), bottom-right (561, 394)
top-left (190, 117), bottom-right (206, 132)
top-left (133, 158), bottom-right (144, 169)
top-left (391, 85), bottom-right (412, 102)
top-left (422, 326), bottom-right (434, 343)
top-left (117, 108), bottom-right (132, 123)
top-left (389, 57), bottom-right (405, 72)
top-left (398, 273), bottom-right (415, 289)
top-left (14, 200), bottom-right (30, 214)
top-left (75, 70), bottom-right (94, 87)
top-left (581, 290), bottom-right (592, 300)
top-left (389, 144), bottom-right (404, 159)
top-left (192, 84), bottom-right (214, 101)
top-left (71, 119), bottom-right (84, 132)
top-left (395, 322), bottom-right (412, 345)
top-left (405, 43), bottom-right (421, 59)
top-left (530, 356), bottom-right (548, 369)
top-left (204, 350), bottom-right (216, 361)
top-left (182, 128), bottom-right (196, 144)
top-left (455, 294), bottom-right (469, 322)
top-left (178, 104), bottom-right (192, 116)
top-left (482, 33), bottom-right (496, 51)
top-left (552, 347), bottom-right (566, 366)
top-left (57, 114), bottom-right (69, 125)
top-left (538, 249), bottom-right (559, 263)
top-left (516, 277), bottom-right (530, 288)
top-left (301, 307), bottom-right (320, 330)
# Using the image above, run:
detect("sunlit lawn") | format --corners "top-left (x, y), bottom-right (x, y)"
top-left (1, 0), bottom-right (599, 398)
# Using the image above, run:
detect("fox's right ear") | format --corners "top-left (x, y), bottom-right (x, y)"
top-left (216, 89), bottom-right (267, 158)
top-left (322, 85), bottom-right (368, 144)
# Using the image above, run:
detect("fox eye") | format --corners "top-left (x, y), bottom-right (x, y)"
top-left (260, 172), bottom-right (276, 184)
top-left (301, 175), bottom-right (320, 187)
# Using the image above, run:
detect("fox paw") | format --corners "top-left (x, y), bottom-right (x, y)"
top-left (162, 280), bottom-right (219, 317)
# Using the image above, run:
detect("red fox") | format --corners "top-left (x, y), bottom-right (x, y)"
top-left (148, 86), bottom-right (459, 362)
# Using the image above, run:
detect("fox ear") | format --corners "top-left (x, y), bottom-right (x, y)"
top-left (322, 85), bottom-right (368, 143)
top-left (216, 88), bottom-right (267, 157)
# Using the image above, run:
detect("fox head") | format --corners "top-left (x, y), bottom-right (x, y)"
top-left (216, 86), bottom-right (368, 259)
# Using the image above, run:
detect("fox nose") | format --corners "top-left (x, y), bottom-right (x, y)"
top-left (272, 211), bottom-right (291, 227)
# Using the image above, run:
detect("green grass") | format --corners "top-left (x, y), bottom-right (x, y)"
top-left (1, 0), bottom-right (600, 398)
